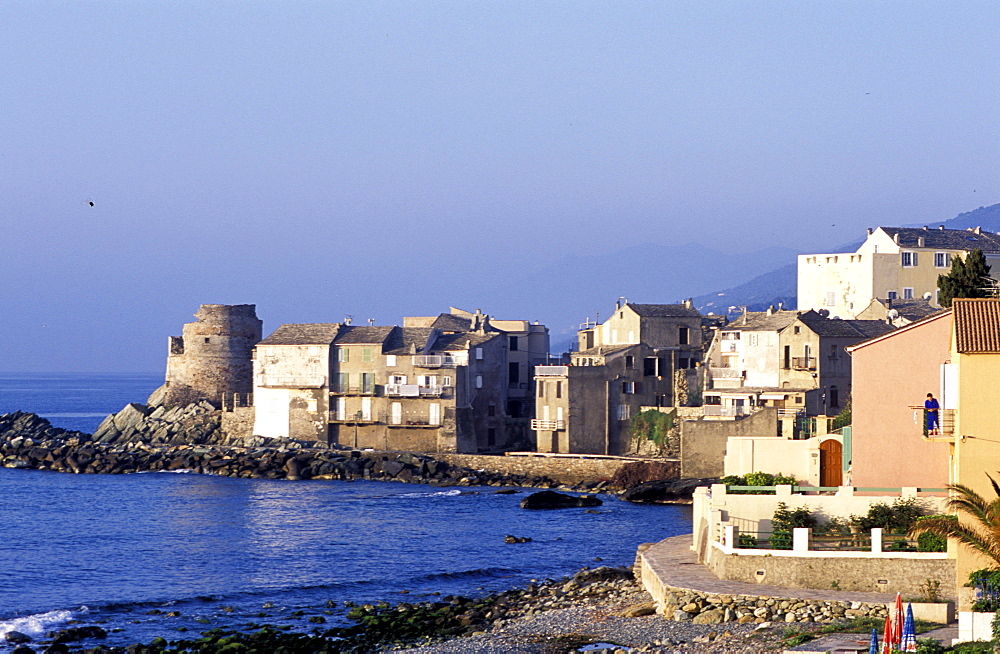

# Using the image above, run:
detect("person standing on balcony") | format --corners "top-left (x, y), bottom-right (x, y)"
top-left (925, 393), bottom-right (940, 435)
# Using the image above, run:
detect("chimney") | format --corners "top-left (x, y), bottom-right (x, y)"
top-left (766, 305), bottom-right (775, 316)
top-left (939, 225), bottom-right (945, 230)
top-left (975, 226), bottom-right (983, 234)
top-left (918, 236), bottom-right (925, 247)
top-left (893, 232), bottom-right (900, 244)
top-left (923, 225), bottom-right (929, 230)
top-left (867, 227), bottom-right (873, 236)
top-left (683, 298), bottom-right (693, 309)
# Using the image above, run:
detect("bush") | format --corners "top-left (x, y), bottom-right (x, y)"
top-left (914, 515), bottom-right (952, 552)
top-left (851, 498), bottom-right (924, 533)
top-left (722, 472), bottom-right (798, 494)
top-left (769, 502), bottom-right (816, 550)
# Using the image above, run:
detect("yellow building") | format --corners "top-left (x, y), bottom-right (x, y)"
top-left (798, 226), bottom-right (1000, 319)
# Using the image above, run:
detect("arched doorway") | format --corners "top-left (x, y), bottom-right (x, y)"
top-left (819, 439), bottom-right (843, 487)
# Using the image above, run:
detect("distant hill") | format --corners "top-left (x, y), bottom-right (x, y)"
top-left (692, 202), bottom-right (1000, 316)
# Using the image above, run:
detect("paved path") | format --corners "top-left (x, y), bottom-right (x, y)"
top-left (643, 534), bottom-right (902, 604)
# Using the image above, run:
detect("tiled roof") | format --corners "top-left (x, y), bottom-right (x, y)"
top-left (877, 299), bottom-right (943, 321)
top-left (258, 323), bottom-right (341, 346)
top-left (796, 314), bottom-right (896, 339)
top-left (627, 303), bottom-right (702, 318)
top-left (879, 227), bottom-right (1000, 253)
top-left (332, 326), bottom-right (395, 345)
top-left (383, 328), bottom-right (434, 355)
top-left (954, 298), bottom-right (1000, 353)
top-left (432, 331), bottom-right (498, 351)
top-left (723, 310), bottom-right (800, 332)
top-left (430, 313), bottom-right (473, 332)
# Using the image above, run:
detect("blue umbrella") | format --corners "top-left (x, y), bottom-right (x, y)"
top-left (869, 627), bottom-right (879, 654)
top-left (901, 603), bottom-right (917, 652)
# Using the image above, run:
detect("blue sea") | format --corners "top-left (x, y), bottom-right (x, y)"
top-left (0, 373), bottom-right (691, 651)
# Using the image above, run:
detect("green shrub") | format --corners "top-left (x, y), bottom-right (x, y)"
top-left (914, 515), bottom-right (953, 552)
top-left (851, 498), bottom-right (924, 533)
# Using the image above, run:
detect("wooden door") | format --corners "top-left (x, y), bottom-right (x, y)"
top-left (819, 439), bottom-right (843, 487)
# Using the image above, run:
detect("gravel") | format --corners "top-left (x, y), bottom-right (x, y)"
top-left (399, 581), bottom-right (791, 654)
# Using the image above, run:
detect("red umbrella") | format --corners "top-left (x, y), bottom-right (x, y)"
top-left (882, 613), bottom-right (894, 654)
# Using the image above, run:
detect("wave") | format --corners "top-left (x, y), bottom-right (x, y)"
top-left (393, 489), bottom-right (462, 499)
top-left (0, 608), bottom-right (74, 639)
top-left (411, 567), bottom-right (521, 583)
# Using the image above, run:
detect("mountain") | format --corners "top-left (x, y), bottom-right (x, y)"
top-left (692, 202), bottom-right (1000, 316)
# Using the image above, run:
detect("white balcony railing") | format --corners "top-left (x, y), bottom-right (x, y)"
top-left (531, 419), bottom-right (566, 431)
top-left (534, 365), bottom-right (569, 377)
top-left (703, 405), bottom-right (752, 418)
top-left (256, 375), bottom-right (326, 388)
top-left (710, 367), bottom-right (743, 379)
top-left (386, 384), bottom-right (420, 397)
top-left (413, 354), bottom-right (468, 368)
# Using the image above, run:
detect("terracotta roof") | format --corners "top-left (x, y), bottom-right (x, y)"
top-left (332, 326), bottom-right (395, 345)
top-left (845, 310), bottom-right (953, 353)
top-left (258, 323), bottom-right (341, 346)
top-left (879, 227), bottom-right (1000, 253)
top-left (626, 303), bottom-right (702, 318)
top-left (954, 298), bottom-right (1000, 353)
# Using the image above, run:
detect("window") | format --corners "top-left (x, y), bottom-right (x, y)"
top-left (361, 397), bottom-right (372, 420)
top-left (509, 336), bottom-right (518, 351)
top-left (442, 376), bottom-right (452, 387)
top-left (390, 374), bottom-right (406, 385)
top-left (705, 395), bottom-right (721, 405)
top-left (747, 334), bottom-right (758, 347)
top-left (360, 372), bottom-right (374, 393)
top-left (617, 404), bottom-right (631, 420)
top-left (824, 291), bottom-right (836, 307)
top-left (307, 398), bottom-right (318, 412)
top-left (429, 403), bottom-right (441, 426)
top-left (390, 402), bottom-right (402, 425)
top-left (337, 372), bottom-right (349, 393)
top-left (887, 290), bottom-right (898, 300)
top-left (625, 355), bottom-right (634, 369)
top-left (679, 327), bottom-right (689, 345)
top-left (678, 358), bottom-right (689, 369)
top-left (903, 287), bottom-right (914, 300)
top-left (337, 348), bottom-right (349, 362)
top-left (556, 406), bottom-right (564, 422)
top-left (385, 355), bottom-right (396, 367)
top-left (643, 357), bottom-right (657, 376)
top-left (475, 375), bottom-right (483, 388)
top-left (622, 381), bottom-right (635, 394)
top-left (204, 337), bottom-right (210, 344)
top-left (555, 381), bottom-right (562, 398)
top-left (488, 404), bottom-right (496, 417)
top-left (336, 397), bottom-right (346, 420)
top-left (508, 362), bottom-right (520, 385)
top-left (934, 252), bottom-right (951, 268)
top-left (487, 428), bottom-right (496, 446)
top-left (793, 326), bottom-right (800, 335)
top-left (901, 251), bottom-right (918, 267)
top-left (475, 347), bottom-right (483, 360)
top-left (362, 347), bottom-right (373, 362)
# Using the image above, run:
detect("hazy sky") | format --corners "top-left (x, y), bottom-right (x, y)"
top-left (3, 2), bottom-right (999, 372)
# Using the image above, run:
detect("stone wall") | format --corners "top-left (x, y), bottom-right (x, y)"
top-left (680, 408), bottom-right (779, 478)
top-left (434, 453), bottom-right (678, 486)
top-left (221, 406), bottom-right (255, 442)
top-left (706, 547), bottom-right (956, 600)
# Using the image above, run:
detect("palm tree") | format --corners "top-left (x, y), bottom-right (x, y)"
top-left (909, 476), bottom-right (1000, 567)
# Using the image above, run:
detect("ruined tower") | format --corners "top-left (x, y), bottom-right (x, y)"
top-left (149, 304), bottom-right (263, 407)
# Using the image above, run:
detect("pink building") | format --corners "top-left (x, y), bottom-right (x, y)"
top-left (846, 311), bottom-right (952, 489)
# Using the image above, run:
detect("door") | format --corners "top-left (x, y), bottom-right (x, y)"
top-left (819, 439), bottom-right (843, 487)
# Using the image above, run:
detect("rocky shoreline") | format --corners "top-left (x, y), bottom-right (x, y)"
top-left (4, 568), bottom-right (803, 654)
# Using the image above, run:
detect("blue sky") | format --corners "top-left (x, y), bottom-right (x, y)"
top-left (2, 2), bottom-right (998, 372)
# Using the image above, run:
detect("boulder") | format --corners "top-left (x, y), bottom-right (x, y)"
top-left (572, 566), bottom-right (633, 585)
top-left (519, 490), bottom-right (602, 509)
top-left (620, 602), bottom-right (657, 617)
top-left (620, 477), bottom-right (719, 504)
top-left (4, 630), bottom-right (31, 643)
top-left (693, 608), bottom-right (725, 624)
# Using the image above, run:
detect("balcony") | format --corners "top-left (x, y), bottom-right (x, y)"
top-left (386, 384), bottom-right (449, 397)
top-left (330, 385), bottom-right (377, 396)
top-left (791, 357), bottom-right (816, 371)
top-left (911, 407), bottom-right (956, 441)
top-left (531, 419), bottom-right (566, 431)
top-left (534, 365), bottom-right (569, 377)
top-left (413, 354), bottom-right (467, 368)
top-left (329, 412), bottom-right (378, 424)
top-left (709, 367), bottom-right (744, 379)
top-left (387, 418), bottom-right (441, 428)
top-left (256, 375), bottom-right (326, 389)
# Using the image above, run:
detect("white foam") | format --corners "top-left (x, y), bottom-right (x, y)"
top-left (0, 608), bottom-right (74, 639)
top-left (396, 489), bottom-right (462, 499)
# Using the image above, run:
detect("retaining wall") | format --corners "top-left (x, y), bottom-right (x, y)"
top-left (434, 453), bottom-right (678, 486)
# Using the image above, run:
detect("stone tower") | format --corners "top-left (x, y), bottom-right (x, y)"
top-left (149, 304), bottom-right (263, 407)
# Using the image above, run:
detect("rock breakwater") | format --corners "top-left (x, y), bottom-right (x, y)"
top-left (0, 412), bottom-right (611, 491)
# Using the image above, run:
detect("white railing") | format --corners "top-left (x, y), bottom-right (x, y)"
top-left (710, 367), bottom-right (743, 379)
top-left (413, 354), bottom-right (467, 368)
top-left (534, 365), bottom-right (569, 376)
top-left (386, 384), bottom-right (420, 397)
top-left (418, 385), bottom-right (445, 396)
top-left (703, 405), bottom-right (751, 417)
top-left (531, 419), bottom-right (566, 430)
top-left (256, 375), bottom-right (326, 388)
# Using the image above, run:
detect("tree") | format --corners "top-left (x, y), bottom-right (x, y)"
top-left (908, 476), bottom-right (1000, 567)
top-left (938, 249), bottom-right (995, 308)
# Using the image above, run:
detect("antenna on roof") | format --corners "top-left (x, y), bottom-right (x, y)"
top-left (344, 315), bottom-right (353, 325)
top-left (368, 318), bottom-right (375, 326)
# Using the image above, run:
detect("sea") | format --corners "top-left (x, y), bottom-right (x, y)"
top-left (0, 373), bottom-right (692, 651)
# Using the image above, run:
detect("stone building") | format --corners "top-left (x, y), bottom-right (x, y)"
top-left (252, 312), bottom-right (539, 453)
top-left (532, 300), bottom-right (705, 455)
top-left (150, 304), bottom-right (262, 407)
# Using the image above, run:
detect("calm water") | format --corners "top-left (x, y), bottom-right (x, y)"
top-left (0, 374), bottom-right (691, 650)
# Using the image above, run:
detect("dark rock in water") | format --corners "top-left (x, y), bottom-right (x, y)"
top-left (4, 630), bottom-right (31, 643)
top-left (519, 490), bottom-right (602, 509)
top-left (503, 534), bottom-right (532, 543)
top-left (494, 489), bottom-right (518, 495)
top-left (620, 477), bottom-right (718, 504)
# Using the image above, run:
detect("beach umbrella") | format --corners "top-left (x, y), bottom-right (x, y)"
top-left (901, 603), bottom-right (918, 652)
top-left (869, 627), bottom-right (879, 654)
top-left (893, 592), bottom-right (904, 649)
top-left (882, 614), bottom-right (893, 654)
